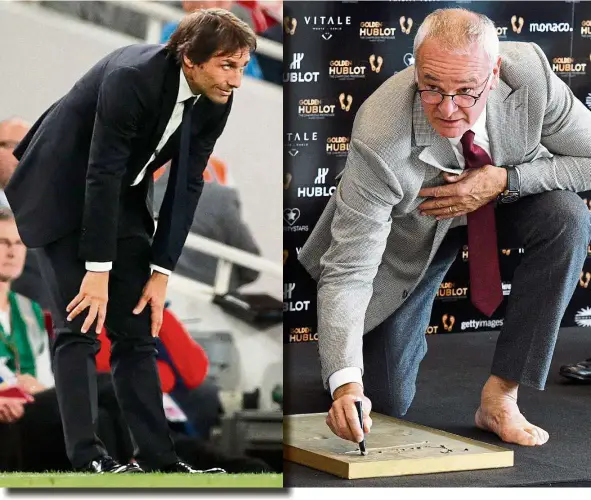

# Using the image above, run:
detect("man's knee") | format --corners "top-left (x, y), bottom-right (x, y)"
top-left (109, 336), bottom-right (157, 361)
top-left (367, 383), bottom-right (416, 418)
top-left (52, 331), bottom-right (100, 356)
top-left (534, 191), bottom-right (590, 243)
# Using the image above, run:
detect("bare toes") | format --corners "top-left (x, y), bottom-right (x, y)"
top-left (539, 428), bottom-right (550, 444)
top-left (511, 428), bottom-right (537, 446)
top-left (529, 427), bottom-right (543, 445)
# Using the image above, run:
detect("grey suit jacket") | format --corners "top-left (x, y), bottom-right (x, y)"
top-left (154, 168), bottom-right (260, 290)
top-left (298, 41), bottom-right (591, 388)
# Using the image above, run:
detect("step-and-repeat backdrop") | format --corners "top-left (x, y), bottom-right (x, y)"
top-left (283, 1), bottom-right (591, 344)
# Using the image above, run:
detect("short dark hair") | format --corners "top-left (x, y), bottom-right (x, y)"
top-left (166, 8), bottom-right (257, 65)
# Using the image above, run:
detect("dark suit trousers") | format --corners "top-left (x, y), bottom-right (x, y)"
top-left (36, 196), bottom-right (177, 469)
top-left (364, 190), bottom-right (591, 417)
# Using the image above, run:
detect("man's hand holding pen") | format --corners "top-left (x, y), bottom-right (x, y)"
top-left (326, 382), bottom-right (372, 444)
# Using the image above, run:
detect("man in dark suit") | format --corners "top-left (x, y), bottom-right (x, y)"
top-left (5, 8), bottom-right (256, 473)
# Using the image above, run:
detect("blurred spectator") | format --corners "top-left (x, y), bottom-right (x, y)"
top-left (154, 165), bottom-right (261, 291)
top-left (0, 209), bottom-right (53, 389)
top-left (235, 1), bottom-right (281, 33)
top-left (0, 118), bottom-right (29, 208)
top-left (0, 118), bottom-right (51, 309)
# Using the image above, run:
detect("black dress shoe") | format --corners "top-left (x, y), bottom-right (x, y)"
top-left (159, 460), bottom-right (226, 474)
top-left (126, 461), bottom-right (145, 473)
top-left (79, 455), bottom-right (142, 473)
top-left (559, 358), bottom-right (591, 382)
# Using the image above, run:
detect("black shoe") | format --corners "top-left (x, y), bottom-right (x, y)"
top-left (559, 358), bottom-right (591, 382)
top-left (79, 455), bottom-right (141, 473)
top-left (159, 460), bottom-right (226, 474)
top-left (126, 460), bottom-right (145, 473)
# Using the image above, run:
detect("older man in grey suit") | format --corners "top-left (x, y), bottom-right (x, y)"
top-left (299, 8), bottom-right (591, 447)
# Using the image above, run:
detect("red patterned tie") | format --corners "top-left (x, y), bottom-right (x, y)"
top-left (460, 130), bottom-right (503, 317)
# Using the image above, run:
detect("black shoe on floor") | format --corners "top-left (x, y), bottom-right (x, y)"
top-left (79, 455), bottom-right (142, 473)
top-left (158, 460), bottom-right (226, 474)
top-left (559, 358), bottom-right (591, 382)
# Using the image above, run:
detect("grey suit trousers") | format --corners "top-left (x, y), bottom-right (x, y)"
top-left (363, 191), bottom-right (591, 417)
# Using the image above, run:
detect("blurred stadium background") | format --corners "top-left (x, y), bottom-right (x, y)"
top-left (0, 0), bottom-right (282, 477)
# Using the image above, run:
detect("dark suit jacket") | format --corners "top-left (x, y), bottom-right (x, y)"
top-left (154, 169), bottom-right (260, 290)
top-left (6, 44), bottom-right (232, 271)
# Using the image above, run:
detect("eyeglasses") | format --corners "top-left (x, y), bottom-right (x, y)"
top-left (416, 73), bottom-right (491, 108)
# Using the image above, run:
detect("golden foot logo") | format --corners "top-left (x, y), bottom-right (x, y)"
top-left (339, 93), bottom-right (353, 111)
top-left (399, 16), bottom-right (413, 34)
top-left (580, 271), bottom-right (591, 288)
top-left (283, 250), bottom-right (288, 265)
top-left (369, 54), bottom-right (384, 73)
top-left (284, 173), bottom-right (292, 190)
top-left (284, 16), bottom-right (297, 35)
top-left (442, 314), bottom-right (455, 332)
top-left (511, 15), bottom-right (524, 34)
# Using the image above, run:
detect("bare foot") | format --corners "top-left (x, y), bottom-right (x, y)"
top-left (475, 395), bottom-right (549, 446)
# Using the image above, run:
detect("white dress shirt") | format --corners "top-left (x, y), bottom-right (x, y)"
top-left (328, 110), bottom-right (493, 398)
top-left (86, 68), bottom-right (199, 275)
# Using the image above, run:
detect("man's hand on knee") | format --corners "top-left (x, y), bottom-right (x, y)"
top-left (66, 271), bottom-right (109, 334)
top-left (133, 271), bottom-right (169, 337)
top-left (326, 382), bottom-right (372, 443)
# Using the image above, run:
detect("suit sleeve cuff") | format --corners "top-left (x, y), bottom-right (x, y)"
top-left (86, 261), bottom-right (112, 272)
top-left (329, 367), bottom-right (363, 399)
top-left (150, 264), bottom-right (171, 276)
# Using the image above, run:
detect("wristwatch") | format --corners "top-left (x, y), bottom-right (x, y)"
top-left (497, 166), bottom-right (520, 204)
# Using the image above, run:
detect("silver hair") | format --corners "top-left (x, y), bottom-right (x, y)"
top-left (413, 8), bottom-right (499, 72)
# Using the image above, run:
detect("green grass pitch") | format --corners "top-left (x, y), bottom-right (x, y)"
top-left (0, 472), bottom-right (283, 488)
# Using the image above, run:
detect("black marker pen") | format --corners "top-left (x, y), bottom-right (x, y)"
top-left (354, 400), bottom-right (367, 456)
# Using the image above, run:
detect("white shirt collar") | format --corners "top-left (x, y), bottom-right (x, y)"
top-left (447, 107), bottom-right (487, 145)
top-left (177, 68), bottom-right (199, 103)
